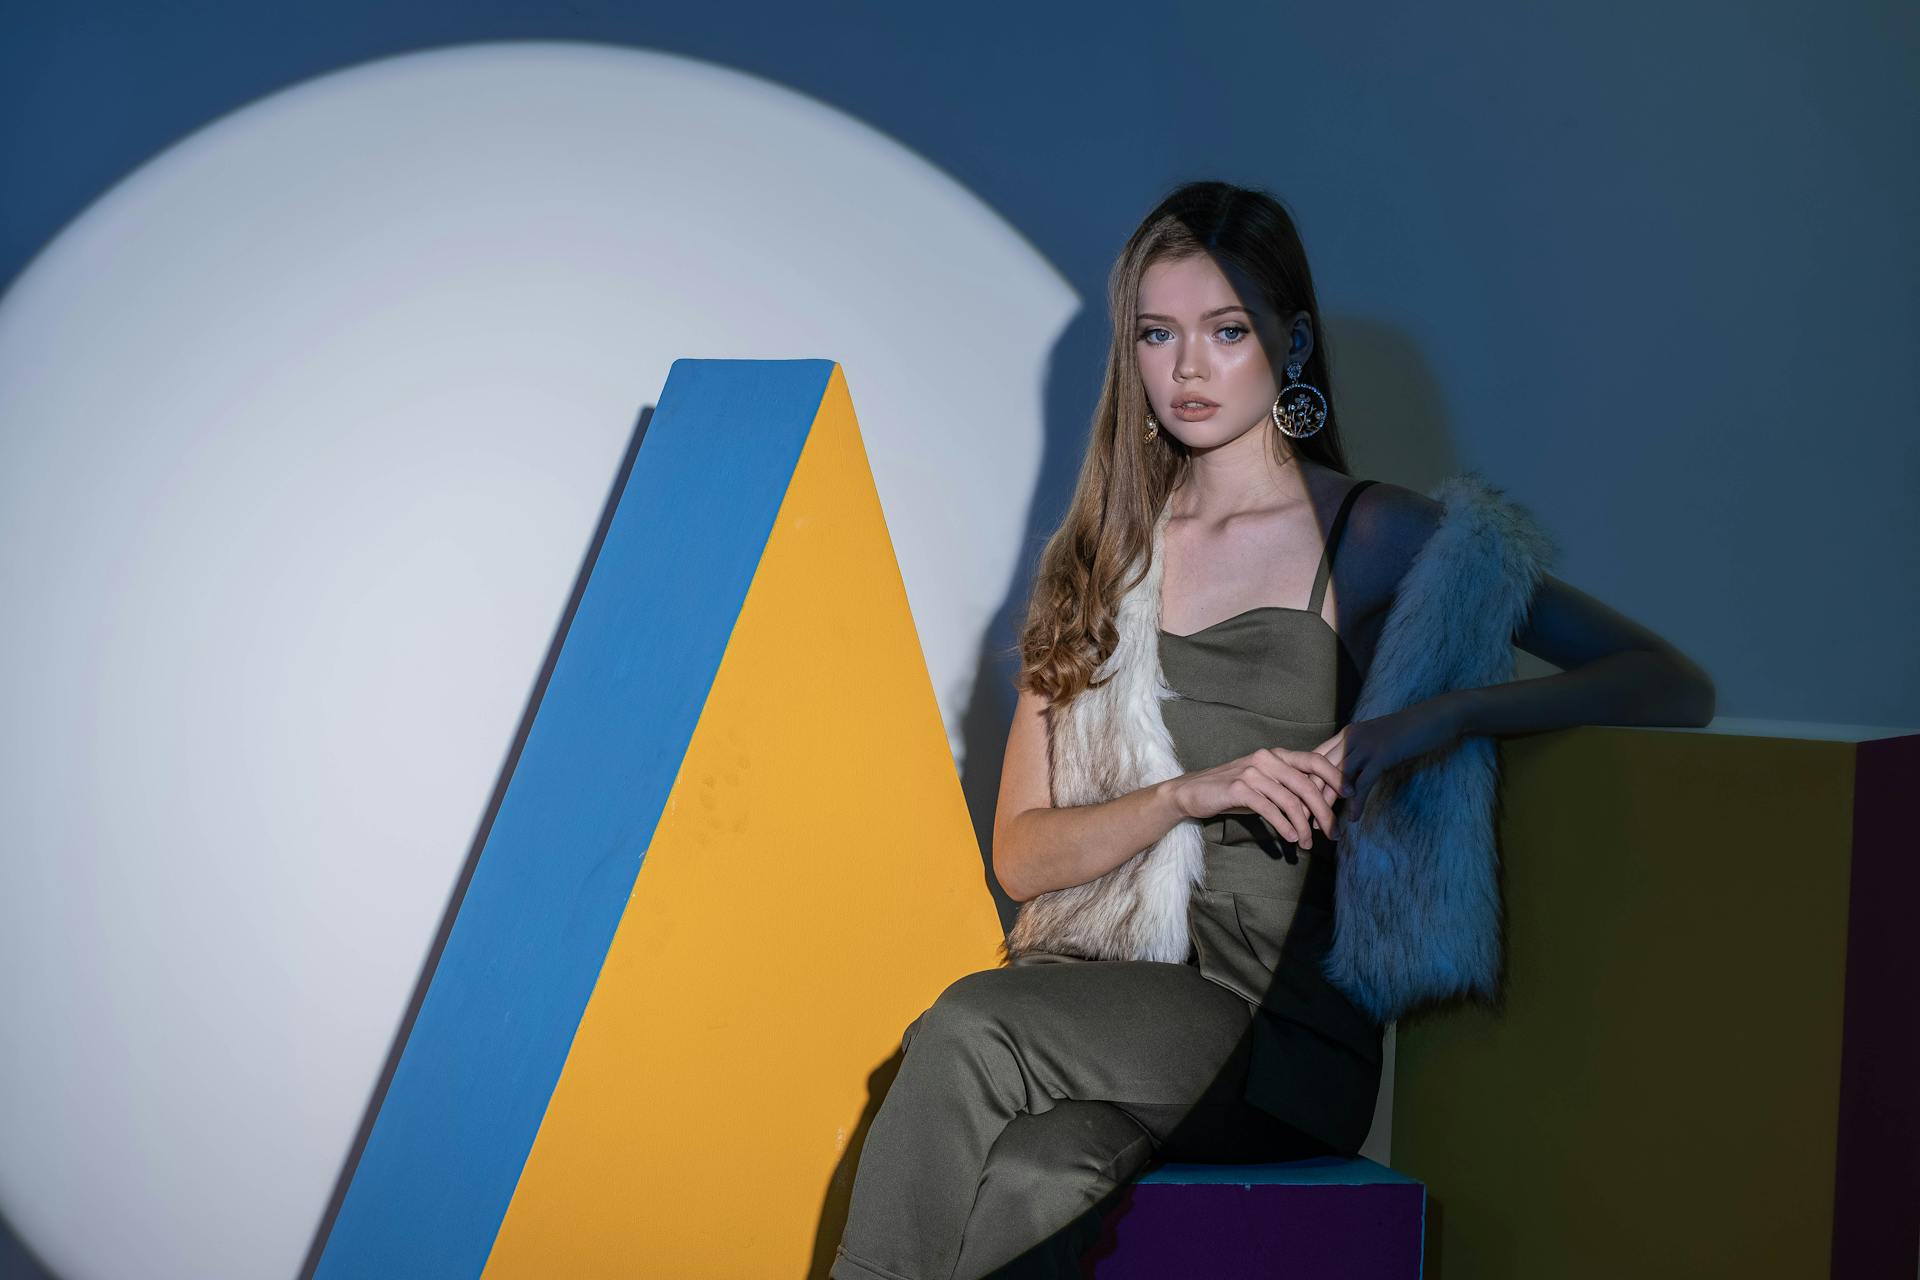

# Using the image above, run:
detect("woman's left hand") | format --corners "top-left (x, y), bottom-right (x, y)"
top-left (1312, 696), bottom-right (1468, 835)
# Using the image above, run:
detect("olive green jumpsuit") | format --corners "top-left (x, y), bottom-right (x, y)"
top-left (831, 480), bottom-right (1384, 1280)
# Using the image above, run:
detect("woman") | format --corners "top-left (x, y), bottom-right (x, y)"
top-left (830, 181), bottom-right (1714, 1280)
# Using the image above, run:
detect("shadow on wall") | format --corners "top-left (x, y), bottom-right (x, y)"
top-left (1, 1207), bottom-right (58, 1280)
top-left (952, 309), bottom-right (1487, 926)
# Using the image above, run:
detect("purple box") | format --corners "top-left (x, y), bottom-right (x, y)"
top-left (1086, 1155), bottom-right (1426, 1278)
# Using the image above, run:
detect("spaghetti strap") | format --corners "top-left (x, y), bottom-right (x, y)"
top-left (1307, 479), bottom-right (1378, 618)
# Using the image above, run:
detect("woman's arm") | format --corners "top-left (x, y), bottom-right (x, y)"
top-left (990, 685), bottom-right (1188, 903)
top-left (1447, 572), bottom-right (1716, 737)
top-left (1381, 486), bottom-right (1717, 740)
top-left (1323, 487), bottom-right (1717, 826)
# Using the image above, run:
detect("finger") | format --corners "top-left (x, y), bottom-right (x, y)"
top-left (1265, 750), bottom-right (1340, 833)
top-left (1347, 771), bottom-right (1372, 827)
top-left (1244, 772), bottom-right (1316, 848)
top-left (1247, 791), bottom-right (1301, 844)
top-left (1299, 754), bottom-right (1339, 807)
top-left (1318, 747), bottom-right (1347, 804)
top-left (1231, 776), bottom-right (1303, 844)
top-left (1284, 748), bottom-right (1350, 800)
top-left (1328, 768), bottom-right (1358, 836)
top-left (1278, 769), bottom-right (1339, 842)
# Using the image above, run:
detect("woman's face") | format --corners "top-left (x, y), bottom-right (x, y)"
top-left (1135, 253), bottom-right (1309, 450)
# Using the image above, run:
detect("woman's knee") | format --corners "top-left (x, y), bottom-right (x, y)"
top-left (985, 1101), bottom-right (1155, 1194)
top-left (901, 968), bottom-right (1010, 1053)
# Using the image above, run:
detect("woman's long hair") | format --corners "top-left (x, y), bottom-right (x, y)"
top-left (1017, 181), bottom-right (1356, 704)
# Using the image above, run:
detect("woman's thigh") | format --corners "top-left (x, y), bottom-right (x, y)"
top-left (904, 954), bottom-right (1259, 1138)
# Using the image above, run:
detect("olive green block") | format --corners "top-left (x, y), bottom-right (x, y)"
top-left (1390, 722), bottom-right (1907, 1278)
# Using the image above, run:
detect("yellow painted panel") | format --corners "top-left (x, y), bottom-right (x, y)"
top-left (483, 364), bottom-right (1004, 1277)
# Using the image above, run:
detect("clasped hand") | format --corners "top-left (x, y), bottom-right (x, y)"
top-left (1171, 700), bottom-right (1463, 846)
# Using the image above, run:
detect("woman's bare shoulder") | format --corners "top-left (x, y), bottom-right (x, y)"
top-left (1345, 478), bottom-right (1443, 578)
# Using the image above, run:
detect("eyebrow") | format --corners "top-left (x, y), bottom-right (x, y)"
top-left (1135, 305), bottom-right (1252, 322)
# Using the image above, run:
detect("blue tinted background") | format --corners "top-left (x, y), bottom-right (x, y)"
top-left (1, 3), bottom-right (1915, 1277)
top-left (6, 2), bottom-right (1913, 732)
top-left (0, 5), bottom-right (1912, 706)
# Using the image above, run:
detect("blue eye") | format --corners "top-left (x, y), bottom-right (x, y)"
top-left (1138, 325), bottom-right (1247, 345)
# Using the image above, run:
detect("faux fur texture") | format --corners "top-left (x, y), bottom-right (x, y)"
top-left (999, 471), bottom-right (1557, 1026)
top-left (997, 497), bottom-right (1205, 964)
top-left (1321, 472), bottom-right (1558, 1022)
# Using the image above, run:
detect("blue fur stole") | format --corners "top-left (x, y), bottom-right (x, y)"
top-left (1322, 472), bottom-right (1558, 1022)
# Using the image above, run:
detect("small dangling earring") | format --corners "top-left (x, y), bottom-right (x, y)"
top-left (1143, 408), bottom-right (1160, 443)
top-left (1271, 360), bottom-right (1328, 439)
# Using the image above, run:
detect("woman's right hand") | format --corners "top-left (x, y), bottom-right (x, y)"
top-left (1168, 747), bottom-right (1348, 849)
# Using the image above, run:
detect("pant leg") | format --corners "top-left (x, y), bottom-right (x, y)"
top-left (829, 954), bottom-right (1259, 1280)
top-left (949, 1100), bottom-right (1154, 1280)
top-left (943, 1096), bottom-right (1338, 1280)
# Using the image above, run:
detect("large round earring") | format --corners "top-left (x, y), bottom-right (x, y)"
top-left (1143, 409), bottom-right (1160, 443)
top-left (1271, 361), bottom-right (1328, 439)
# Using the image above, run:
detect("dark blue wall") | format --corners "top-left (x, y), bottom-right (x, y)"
top-left (3, 5), bottom-right (1916, 723)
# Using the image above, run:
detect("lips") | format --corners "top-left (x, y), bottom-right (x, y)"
top-left (1173, 397), bottom-right (1218, 408)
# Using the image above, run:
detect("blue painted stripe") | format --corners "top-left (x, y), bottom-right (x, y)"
top-left (316, 359), bottom-right (835, 1279)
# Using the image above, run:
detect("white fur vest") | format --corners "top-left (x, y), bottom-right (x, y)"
top-left (998, 472), bottom-right (1558, 1024)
